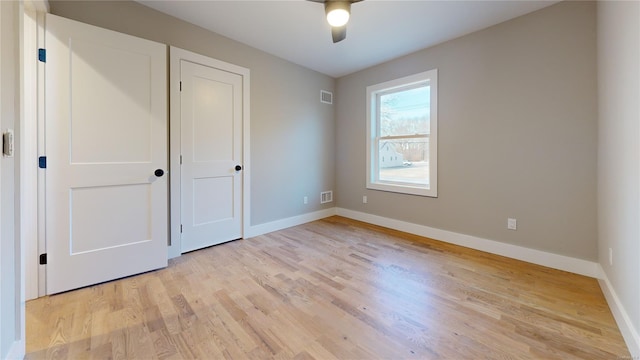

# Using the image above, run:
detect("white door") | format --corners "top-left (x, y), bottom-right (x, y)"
top-left (180, 60), bottom-right (243, 253)
top-left (45, 14), bottom-right (168, 294)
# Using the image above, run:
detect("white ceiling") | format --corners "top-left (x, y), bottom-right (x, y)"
top-left (136, 0), bottom-right (559, 78)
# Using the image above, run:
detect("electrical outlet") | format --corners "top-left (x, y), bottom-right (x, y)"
top-left (363, 195), bottom-right (368, 204)
top-left (507, 218), bottom-right (517, 230)
top-left (303, 196), bottom-right (308, 204)
top-left (609, 248), bottom-right (613, 266)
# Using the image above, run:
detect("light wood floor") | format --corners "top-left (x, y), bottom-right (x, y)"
top-left (26, 216), bottom-right (630, 359)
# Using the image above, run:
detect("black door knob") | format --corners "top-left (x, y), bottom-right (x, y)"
top-left (235, 165), bottom-right (242, 171)
top-left (154, 169), bottom-right (165, 177)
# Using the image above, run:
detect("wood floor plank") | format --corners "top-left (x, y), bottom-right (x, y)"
top-left (26, 216), bottom-right (630, 359)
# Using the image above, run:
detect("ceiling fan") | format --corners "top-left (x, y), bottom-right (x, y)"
top-left (308, 0), bottom-right (364, 43)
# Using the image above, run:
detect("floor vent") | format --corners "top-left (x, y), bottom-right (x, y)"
top-left (320, 191), bottom-right (333, 204)
top-left (320, 90), bottom-right (333, 104)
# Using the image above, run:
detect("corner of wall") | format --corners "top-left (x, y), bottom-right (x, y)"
top-left (598, 266), bottom-right (640, 358)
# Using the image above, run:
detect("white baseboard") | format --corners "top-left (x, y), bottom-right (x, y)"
top-left (598, 268), bottom-right (640, 358)
top-left (5, 340), bottom-right (24, 360)
top-left (335, 208), bottom-right (601, 278)
top-left (246, 208), bottom-right (337, 238)
top-left (167, 208), bottom-right (337, 259)
top-left (246, 206), bottom-right (600, 278)
top-left (248, 207), bottom-right (635, 356)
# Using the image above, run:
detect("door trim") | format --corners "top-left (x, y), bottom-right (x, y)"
top-left (169, 47), bottom-right (250, 258)
top-left (22, 9), bottom-right (39, 301)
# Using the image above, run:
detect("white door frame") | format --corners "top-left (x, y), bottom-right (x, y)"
top-left (23, 5), bottom-right (47, 300)
top-left (22, 8), bottom-right (38, 301)
top-left (169, 47), bottom-right (251, 258)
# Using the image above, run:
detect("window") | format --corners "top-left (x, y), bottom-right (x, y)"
top-left (366, 69), bottom-right (437, 197)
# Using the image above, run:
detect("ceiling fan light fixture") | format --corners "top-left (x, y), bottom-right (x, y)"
top-left (325, 2), bottom-right (351, 27)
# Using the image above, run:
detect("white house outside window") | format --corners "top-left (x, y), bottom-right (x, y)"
top-left (366, 69), bottom-right (438, 197)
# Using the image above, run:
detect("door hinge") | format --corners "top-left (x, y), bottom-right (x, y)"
top-left (179, 81), bottom-right (182, 91)
top-left (39, 253), bottom-right (47, 265)
top-left (38, 48), bottom-right (46, 63)
top-left (38, 156), bottom-right (46, 169)
top-left (180, 155), bottom-right (183, 165)
top-left (180, 224), bottom-right (183, 233)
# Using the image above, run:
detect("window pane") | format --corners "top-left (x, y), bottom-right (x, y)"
top-left (366, 68), bottom-right (437, 197)
top-left (379, 85), bottom-right (430, 137)
top-left (378, 137), bottom-right (429, 186)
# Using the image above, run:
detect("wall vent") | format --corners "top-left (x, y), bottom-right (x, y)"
top-left (320, 191), bottom-right (333, 204)
top-left (320, 90), bottom-right (333, 104)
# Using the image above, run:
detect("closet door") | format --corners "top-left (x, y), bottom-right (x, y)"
top-left (179, 59), bottom-right (243, 253)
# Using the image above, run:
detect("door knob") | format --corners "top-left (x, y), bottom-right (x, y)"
top-left (154, 169), bottom-right (165, 177)
top-left (235, 165), bottom-right (242, 171)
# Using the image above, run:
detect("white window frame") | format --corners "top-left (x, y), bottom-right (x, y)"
top-left (366, 69), bottom-right (438, 197)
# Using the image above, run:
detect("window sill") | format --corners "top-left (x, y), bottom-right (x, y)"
top-left (366, 182), bottom-right (437, 198)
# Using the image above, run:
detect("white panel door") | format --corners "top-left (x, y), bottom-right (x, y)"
top-left (180, 60), bottom-right (243, 253)
top-left (45, 14), bottom-right (168, 294)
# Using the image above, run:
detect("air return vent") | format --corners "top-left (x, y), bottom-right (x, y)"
top-left (320, 90), bottom-right (333, 104)
top-left (320, 191), bottom-right (333, 204)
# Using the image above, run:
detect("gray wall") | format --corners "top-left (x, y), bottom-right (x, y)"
top-left (336, 1), bottom-right (598, 260)
top-left (49, 0), bottom-right (336, 226)
top-left (1, 0), bottom-right (21, 357)
top-left (597, 0), bottom-right (640, 354)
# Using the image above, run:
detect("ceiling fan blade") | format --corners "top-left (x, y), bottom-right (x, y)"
top-left (331, 25), bottom-right (347, 43)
